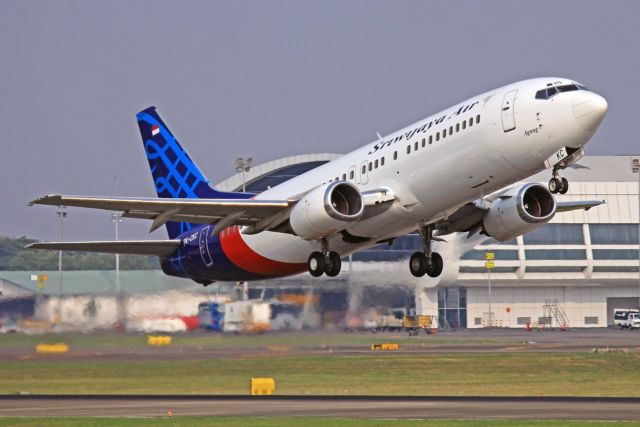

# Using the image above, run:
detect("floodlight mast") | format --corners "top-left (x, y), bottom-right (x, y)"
top-left (632, 158), bottom-right (640, 310)
top-left (235, 156), bottom-right (253, 192)
top-left (56, 207), bottom-right (67, 323)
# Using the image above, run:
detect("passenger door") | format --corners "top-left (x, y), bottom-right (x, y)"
top-left (359, 161), bottom-right (369, 185)
top-left (501, 90), bottom-right (517, 132)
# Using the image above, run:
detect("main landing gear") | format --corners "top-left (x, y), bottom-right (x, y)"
top-left (307, 238), bottom-right (342, 277)
top-left (409, 224), bottom-right (443, 278)
top-left (548, 168), bottom-right (569, 195)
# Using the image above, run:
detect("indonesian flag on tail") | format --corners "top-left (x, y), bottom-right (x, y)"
top-left (151, 125), bottom-right (160, 136)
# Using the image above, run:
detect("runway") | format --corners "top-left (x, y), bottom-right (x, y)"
top-left (1, 395), bottom-right (640, 420)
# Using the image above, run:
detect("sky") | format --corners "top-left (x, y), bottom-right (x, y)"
top-left (1, 0), bottom-right (638, 241)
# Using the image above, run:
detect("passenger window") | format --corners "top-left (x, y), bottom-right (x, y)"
top-left (429, 135), bottom-right (433, 144)
top-left (350, 170), bottom-right (355, 180)
top-left (456, 123), bottom-right (460, 132)
top-left (335, 177), bottom-right (339, 181)
top-left (374, 159), bottom-right (379, 168)
top-left (406, 145), bottom-right (411, 154)
top-left (381, 157), bottom-right (385, 166)
top-left (368, 162), bottom-right (372, 172)
top-left (393, 151), bottom-right (398, 160)
top-left (469, 117), bottom-right (474, 127)
top-left (462, 121), bottom-right (466, 130)
top-left (362, 165), bottom-right (366, 174)
top-left (449, 126), bottom-right (453, 135)
top-left (476, 115), bottom-right (480, 124)
top-left (443, 129), bottom-right (447, 138)
top-left (436, 132), bottom-right (440, 141)
top-left (342, 173), bottom-right (346, 180)
top-left (414, 141), bottom-right (418, 151)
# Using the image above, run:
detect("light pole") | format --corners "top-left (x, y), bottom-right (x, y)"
top-left (235, 156), bottom-right (253, 192)
top-left (632, 158), bottom-right (640, 309)
top-left (111, 212), bottom-right (124, 330)
top-left (56, 207), bottom-right (67, 323)
top-left (485, 252), bottom-right (495, 327)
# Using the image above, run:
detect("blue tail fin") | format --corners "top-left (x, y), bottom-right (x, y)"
top-left (136, 106), bottom-right (251, 238)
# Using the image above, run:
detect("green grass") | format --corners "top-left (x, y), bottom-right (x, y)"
top-left (0, 418), bottom-right (638, 427)
top-left (2, 352), bottom-right (640, 396)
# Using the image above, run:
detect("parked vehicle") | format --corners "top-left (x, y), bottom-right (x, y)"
top-left (198, 302), bottom-right (225, 331)
top-left (613, 308), bottom-right (639, 329)
top-left (223, 300), bottom-right (271, 333)
top-left (628, 312), bottom-right (640, 330)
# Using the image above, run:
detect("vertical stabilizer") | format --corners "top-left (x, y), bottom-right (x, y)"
top-left (136, 106), bottom-right (251, 238)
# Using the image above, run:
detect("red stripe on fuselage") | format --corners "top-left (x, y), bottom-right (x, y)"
top-left (220, 226), bottom-right (307, 277)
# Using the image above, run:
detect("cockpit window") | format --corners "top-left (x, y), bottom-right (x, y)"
top-left (557, 84), bottom-right (579, 93)
top-left (535, 83), bottom-right (588, 100)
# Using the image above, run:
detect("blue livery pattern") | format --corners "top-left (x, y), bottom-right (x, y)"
top-left (136, 106), bottom-right (252, 240)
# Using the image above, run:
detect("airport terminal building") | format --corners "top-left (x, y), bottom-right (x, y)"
top-left (219, 154), bottom-right (640, 329)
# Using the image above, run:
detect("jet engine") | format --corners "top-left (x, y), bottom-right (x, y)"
top-left (290, 181), bottom-right (364, 240)
top-left (483, 183), bottom-right (556, 242)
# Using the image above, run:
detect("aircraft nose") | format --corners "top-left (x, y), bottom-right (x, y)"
top-left (572, 92), bottom-right (608, 131)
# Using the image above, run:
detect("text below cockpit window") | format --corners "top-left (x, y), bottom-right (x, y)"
top-left (535, 83), bottom-right (589, 100)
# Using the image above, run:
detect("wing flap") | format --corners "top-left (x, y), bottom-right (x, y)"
top-left (26, 240), bottom-right (180, 256)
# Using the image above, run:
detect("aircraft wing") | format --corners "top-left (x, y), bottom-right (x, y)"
top-left (434, 199), bottom-right (605, 237)
top-left (29, 195), bottom-right (292, 233)
top-left (26, 240), bottom-right (180, 256)
top-left (30, 190), bottom-right (396, 236)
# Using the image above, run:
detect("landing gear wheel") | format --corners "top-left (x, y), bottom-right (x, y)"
top-left (409, 252), bottom-right (428, 277)
top-left (548, 177), bottom-right (562, 194)
top-left (307, 251), bottom-right (325, 277)
top-left (324, 251), bottom-right (342, 277)
top-left (559, 177), bottom-right (569, 194)
top-left (425, 252), bottom-right (444, 278)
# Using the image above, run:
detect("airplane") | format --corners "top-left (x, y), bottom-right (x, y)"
top-left (27, 77), bottom-right (608, 285)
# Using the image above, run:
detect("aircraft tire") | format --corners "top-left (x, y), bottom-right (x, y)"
top-left (409, 252), bottom-right (427, 277)
top-left (559, 177), bottom-right (569, 194)
top-left (307, 252), bottom-right (325, 277)
top-left (325, 251), bottom-right (342, 277)
top-left (426, 252), bottom-right (444, 278)
top-left (548, 177), bottom-right (561, 194)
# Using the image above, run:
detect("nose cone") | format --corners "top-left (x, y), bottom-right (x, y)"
top-left (573, 92), bottom-right (608, 131)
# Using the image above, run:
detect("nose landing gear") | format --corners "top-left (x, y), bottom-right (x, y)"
top-left (409, 224), bottom-right (444, 278)
top-left (548, 168), bottom-right (569, 194)
top-left (307, 238), bottom-right (342, 277)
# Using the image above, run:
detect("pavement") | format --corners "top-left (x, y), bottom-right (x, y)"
top-left (1, 396), bottom-right (639, 420)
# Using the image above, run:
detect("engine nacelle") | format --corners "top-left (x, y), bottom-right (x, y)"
top-left (290, 181), bottom-right (364, 240)
top-left (483, 183), bottom-right (556, 242)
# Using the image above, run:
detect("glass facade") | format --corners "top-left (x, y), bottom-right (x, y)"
top-left (525, 249), bottom-right (586, 260)
top-left (438, 287), bottom-right (467, 328)
top-left (589, 224), bottom-right (639, 245)
top-left (592, 249), bottom-right (639, 260)
top-left (523, 224), bottom-right (584, 244)
top-left (461, 250), bottom-right (518, 260)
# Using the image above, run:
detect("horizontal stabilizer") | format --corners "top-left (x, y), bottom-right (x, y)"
top-left (25, 240), bottom-right (180, 256)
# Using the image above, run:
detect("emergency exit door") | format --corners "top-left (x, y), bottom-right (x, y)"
top-left (199, 226), bottom-right (214, 267)
top-left (501, 90), bottom-right (517, 132)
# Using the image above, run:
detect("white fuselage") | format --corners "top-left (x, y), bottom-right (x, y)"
top-left (240, 77), bottom-right (607, 266)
